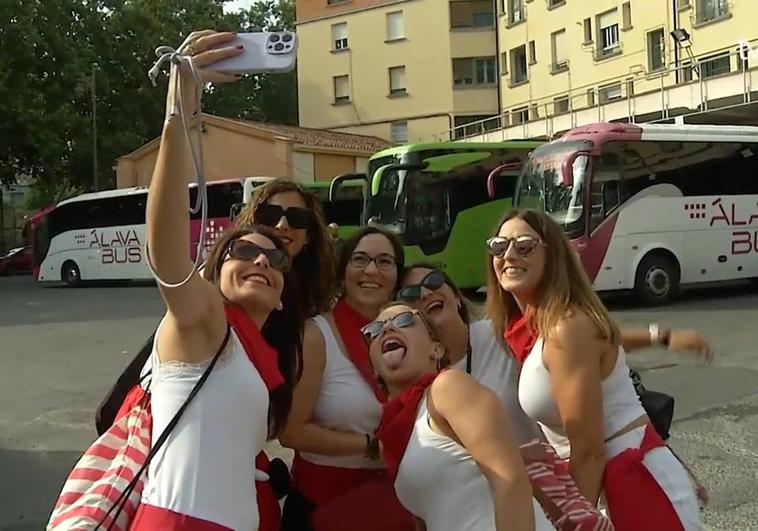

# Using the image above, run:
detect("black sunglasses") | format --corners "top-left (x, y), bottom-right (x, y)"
top-left (361, 310), bottom-right (421, 342)
top-left (397, 270), bottom-right (446, 302)
top-left (257, 203), bottom-right (311, 230)
top-left (486, 235), bottom-right (544, 258)
top-left (227, 239), bottom-right (291, 272)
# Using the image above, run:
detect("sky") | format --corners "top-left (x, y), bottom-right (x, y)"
top-left (224, 0), bottom-right (253, 13)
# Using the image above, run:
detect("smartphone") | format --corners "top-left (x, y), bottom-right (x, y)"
top-left (207, 32), bottom-right (297, 75)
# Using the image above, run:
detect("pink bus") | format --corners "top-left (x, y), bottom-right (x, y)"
top-left (515, 122), bottom-right (758, 304)
top-left (32, 179), bottom-right (243, 285)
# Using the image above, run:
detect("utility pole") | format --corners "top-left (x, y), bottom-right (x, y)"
top-left (91, 63), bottom-right (98, 192)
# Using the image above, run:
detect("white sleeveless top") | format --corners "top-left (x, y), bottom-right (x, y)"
top-left (395, 396), bottom-right (553, 531)
top-left (451, 320), bottom-right (543, 445)
top-left (141, 320), bottom-right (268, 530)
top-left (519, 336), bottom-right (646, 458)
top-left (300, 314), bottom-right (384, 469)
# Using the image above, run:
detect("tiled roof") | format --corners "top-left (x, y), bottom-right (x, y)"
top-left (242, 120), bottom-right (393, 153)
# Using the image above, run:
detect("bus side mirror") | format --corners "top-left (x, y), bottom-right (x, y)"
top-left (487, 162), bottom-right (523, 199)
top-left (561, 152), bottom-right (589, 187)
top-left (329, 173), bottom-right (367, 202)
top-left (229, 202), bottom-right (244, 220)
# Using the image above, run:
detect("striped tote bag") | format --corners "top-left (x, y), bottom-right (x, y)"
top-left (48, 384), bottom-right (152, 530)
top-left (521, 440), bottom-right (615, 531)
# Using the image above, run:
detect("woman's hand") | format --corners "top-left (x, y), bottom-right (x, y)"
top-left (667, 330), bottom-right (714, 364)
top-left (165, 30), bottom-right (243, 119)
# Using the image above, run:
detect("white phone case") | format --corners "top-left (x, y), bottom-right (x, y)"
top-left (207, 32), bottom-right (297, 74)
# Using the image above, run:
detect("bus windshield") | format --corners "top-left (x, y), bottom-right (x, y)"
top-left (516, 141), bottom-right (590, 238)
top-left (365, 167), bottom-right (407, 234)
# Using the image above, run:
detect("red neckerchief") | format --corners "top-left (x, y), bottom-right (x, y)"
top-left (333, 298), bottom-right (387, 402)
top-left (224, 303), bottom-right (284, 392)
top-left (375, 371), bottom-right (439, 478)
top-left (504, 312), bottom-right (539, 365)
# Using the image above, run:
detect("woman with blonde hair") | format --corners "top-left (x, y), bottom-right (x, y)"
top-left (368, 301), bottom-right (553, 531)
top-left (485, 208), bottom-right (702, 531)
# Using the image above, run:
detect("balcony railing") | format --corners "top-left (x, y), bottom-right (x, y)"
top-left (428, 40), bottom-right (758, 142)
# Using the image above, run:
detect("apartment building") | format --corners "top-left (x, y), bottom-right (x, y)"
top-left (296, 0), bottom-right (500, 143)
top-left (297, 0), bottom-right (758, 143)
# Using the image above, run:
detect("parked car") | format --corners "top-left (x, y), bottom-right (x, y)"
top-left (0, 246), bottom-right (32, 275)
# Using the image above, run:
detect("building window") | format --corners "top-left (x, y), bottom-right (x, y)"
top-left (507, 0), bottom-right (525, 25)
top-left (554, 96), bottom-right (570, 115)
top-left (528, 41), bottom-right (536, 65)
top-left (697, 0), bottom-right (728, 23)
top-left (583, 18), bottom-right (593, 43)
top-left (677, 0), bottom-right (690, 8)
top-left (327, 0), bottom-right (346, 4)
top-left (699, 52), bottom-right (731, 78)
top-left (621, 2), bottom-right (632, 29)
top-left (453, 115), bottom-right (499, 139)
top-left (453, 57), bottom-right (496, 86)
top-left (598, 83), bottom-right (623, 103)
top-left (597, 10), bottom-right (620, 57)
top-left (547, 0), bottom-right (565, 8)
top-left (500, 52), bottom-right (509, 75)
top-left (389, 66), bottom-right (406, 96)
top-left (391, 121), bottom-right (408, 143)
top-left (551, 29), bottom-right (568, 72)
top-left (512, 106), bottom-right (529, 125)
top-left (450, 0), bottom-right (495, 28)
top-left (587, 88), bottom-right (596, 106)
top-left (333, 75), bottom-right (350, 103)
top-left (331, 22), bottom-right (348, 51)
top-left (386, 11), bottom-right (405, 41)
top-left (647, 28), bottom-right (665, 72)
top-left (510, 45), bottom-right (528, 85)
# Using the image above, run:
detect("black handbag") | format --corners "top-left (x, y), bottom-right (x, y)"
top-left (629, 368), bottom-right (675, 441)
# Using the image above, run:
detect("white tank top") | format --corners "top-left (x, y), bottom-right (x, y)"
top-left (141, 320), bottom-right (268, 530)
top-left (519, 336), bottom-right (646, 458)
top-left (395, 396), bottom-right (554, 531)
top-left (299, 314), bottom-right (384, 469)
top-left (451, 320), bottom-right (543, 445)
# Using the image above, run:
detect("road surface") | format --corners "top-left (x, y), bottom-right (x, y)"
top-left (1, 275), bottom-right (756, 529)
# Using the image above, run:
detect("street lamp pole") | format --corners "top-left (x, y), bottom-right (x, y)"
top-left (91, 62), bottom-right (98, 192)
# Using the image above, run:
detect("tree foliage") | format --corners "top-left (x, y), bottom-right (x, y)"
top-left (0, 0), bottom-right (297, 206)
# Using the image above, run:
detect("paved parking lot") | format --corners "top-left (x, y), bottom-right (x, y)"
top-left (1, 275), bottom-right (757, 530)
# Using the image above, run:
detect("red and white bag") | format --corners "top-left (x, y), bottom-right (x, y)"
top-left (48, 327), bottom-right (230, 531)
top-left (521, 440), bottom-right (615, 531)
top-left (48, 386), bottom-right (152, 530)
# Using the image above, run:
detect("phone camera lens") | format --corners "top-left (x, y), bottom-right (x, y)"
top-left (282, 34), bottom-right (293, 42)
top-left (274, 43), bottom-right (285, 51)
top-left (269, 34), bottom-right (281, 42)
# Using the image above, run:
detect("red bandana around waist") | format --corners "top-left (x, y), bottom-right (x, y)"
top-left (375, 371), bottom-right (439, 478)
top-left (603, 424), bottom-right (685, 530)
top-left (333, 298), bottom-right (387, 402)
top-left (504, 312), bottom-right (539, 365)
top-left (224, 303), bottom-right (284, 392)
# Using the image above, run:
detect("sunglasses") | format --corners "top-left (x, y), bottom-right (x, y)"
top-left (397, 270), bottom-right (446, 302)
top-left (257, 203), bottom-right (311, 230)
top-left (350, 252), bottom-right (397, 272)
top-left (361, 310), bottom-right (423, 342)
top-left (227, 239), bottom-right (291, 272)
top-left (486, 235), bottom-right (544, 258)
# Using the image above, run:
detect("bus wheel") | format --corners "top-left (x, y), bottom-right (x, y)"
top-left (61, 261), bottom-right (81, 287)
top-left (634, 253), bottom-right (679, 306)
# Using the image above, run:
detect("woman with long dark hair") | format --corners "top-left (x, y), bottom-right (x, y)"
top-left (237, 178), bottom-right (336, 318)
top-left (129, 31), bottom-right (303, 529)
top-left (279, 226), bottom-right (415, 531)
top-left (485, 208), bottom-right (702, 530)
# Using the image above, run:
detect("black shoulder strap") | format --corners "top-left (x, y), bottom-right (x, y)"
top-left (98, 325), bottom-right (232, 530)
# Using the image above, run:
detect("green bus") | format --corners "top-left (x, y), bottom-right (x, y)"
top-left (331, 141), bottom-right (542, 290)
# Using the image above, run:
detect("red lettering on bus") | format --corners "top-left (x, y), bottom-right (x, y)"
top-left (731, 231), bottom-right (757, 255)
top-left (710, 198), bottom-right (729, 227)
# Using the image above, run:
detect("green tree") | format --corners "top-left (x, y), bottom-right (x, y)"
top-left (1, 0), bottom-right (298, 207)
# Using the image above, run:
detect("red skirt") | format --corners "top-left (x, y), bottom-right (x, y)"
top-left (603, 424), bottom-right (685, 531)
top-left (130, 504), bottom-right (231, 530)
